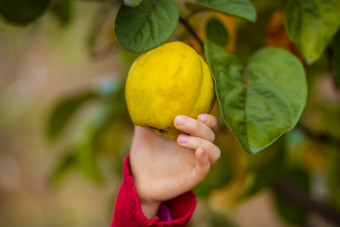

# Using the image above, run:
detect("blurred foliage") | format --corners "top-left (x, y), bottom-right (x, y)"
top-left (0, 0), bottom-right (50, 25)
top-left (241, 138), bottom-right (285, 198)
top-left (1, 0), bottom-right (340, 226)
top-left (185, 0), bottom-right (257, 22)
top-left (47, 90), bottom-right (100, 140)
top-left (205, 18), bottom-right (229, 47)
top-left (332, 30), bottom-right (340, 86)
top-left (284, 0), bottom-right (340, 64)
top-left (194, 145), bottom-right (233, 197)
top-left (49, 0), bottom-right (73, 26)
top-left (326, 146), bottom-right (340, 210)
top-left (273, 166), bottom-right (310, 224)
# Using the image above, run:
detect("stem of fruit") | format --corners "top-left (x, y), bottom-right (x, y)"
top-left (179, 16), bottom-right (204, 50)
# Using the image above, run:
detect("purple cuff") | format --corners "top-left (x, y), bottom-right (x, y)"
top-left (157, 203), bottom-right (172, 222)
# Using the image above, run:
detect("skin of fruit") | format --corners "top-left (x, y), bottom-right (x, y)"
top-left (125, 41), bottom-right (215, 139)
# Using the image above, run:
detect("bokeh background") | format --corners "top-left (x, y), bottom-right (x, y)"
top-left (1, 0), bottom-right (340, 227)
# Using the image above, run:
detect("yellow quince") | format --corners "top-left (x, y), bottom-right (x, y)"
top-left (125, 41), bottom-right (215, 139)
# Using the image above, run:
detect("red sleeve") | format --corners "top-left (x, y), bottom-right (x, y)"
top-left (111, 155), bottom-right (197, 227)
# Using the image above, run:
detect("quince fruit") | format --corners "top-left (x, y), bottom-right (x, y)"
top-left (125, 41), bottom-right (215, 139)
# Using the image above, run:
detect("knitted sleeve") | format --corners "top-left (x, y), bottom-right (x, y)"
top-left (111, 156), bottom-right (197, 227)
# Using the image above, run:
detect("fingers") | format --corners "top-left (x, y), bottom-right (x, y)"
top-left (177, 134), bottom-right (221, 165)
top-left (197, 114), bottom-right (219, 135)
top-left (174, 115), bottom-right (216, 142)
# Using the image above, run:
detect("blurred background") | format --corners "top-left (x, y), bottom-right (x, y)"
top-left (0, 0), bottom-right (340, 227)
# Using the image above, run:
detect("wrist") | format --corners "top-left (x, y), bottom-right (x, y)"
top-left (130, 166), bottom-right (161, 219)
top-left (140, 198), bottom-right (161, 220)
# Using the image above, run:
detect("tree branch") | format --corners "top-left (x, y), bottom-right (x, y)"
top-left (296, 123), bottom-right (340, 147)
top-left (179, 16), bottom-right (204, 50)
top-left (272, 177), bottom-right (340, 225)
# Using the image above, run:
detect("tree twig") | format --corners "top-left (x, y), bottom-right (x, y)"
top-left (179, 16), bottom-right (204, 50)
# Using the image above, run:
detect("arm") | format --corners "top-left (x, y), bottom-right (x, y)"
top-left (111, 114), bottom-right (220, 226)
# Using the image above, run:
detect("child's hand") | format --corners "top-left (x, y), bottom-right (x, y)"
top-left (129, 114), bottom-right (220, 219)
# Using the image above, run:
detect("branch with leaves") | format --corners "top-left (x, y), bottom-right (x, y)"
top-left (2, 0), bottom-right (340, 226)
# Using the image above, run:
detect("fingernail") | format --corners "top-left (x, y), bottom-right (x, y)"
top-left (175, 116), bottom-right (186, 125)
top-left (201, 151), bottom-right (206, 158)
top-left (199, 114), bottom-right (207, 123)
top-left (179, 134), bottom-right (188, 143)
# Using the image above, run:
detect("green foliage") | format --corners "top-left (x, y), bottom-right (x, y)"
top-left (326, 147), bottom-right (340, 210)
top-left (242, 140), bottom-right (285, 198)
top-left (205, 39), bottom-right (307, 154)
top-left (47, 91), bottom-right (100, 140)
top-left (4, 1), bottom-right (340, 223)
top-left (332, 30), bottom-right (340, 85)
top-left (205, 18), bottom-right (229, 47)
top-left (0, 0), bottom-right (50, 25)
top-left (284, 0), bottom-right (340, 64)
top-left (235, 8), bottom-right (271, 62)
top-left (48, 151), bottom-right (76, 186)
top-left (186, 0), bottom-right (256, 22)
top-left (49, 0), bottom-right (73, 26)
top-left (86, 6), bottom-right (113, 53)
top-left (74, 109), bottom-right (111, 182)
top-left (210, 210), bottom-right (234, 227)
top-left (115, 0), bottom-right (179, 53)
top-left (47, 80), bottom-right (130, 182)
top-left (273, 166), bottom-right (310, 224)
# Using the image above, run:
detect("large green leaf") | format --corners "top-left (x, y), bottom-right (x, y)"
top-left (0, 0), bottom-right (50, 25)
top-left (186, 0), bottom-right (256, 22)
top-left (332, 30), bottom-right (340, 86)
top-left (284, 0), bottom-right (340, 64)
top-left (206, 18), bottom-right (229, 47)
top-left (115, 0), bottom-right (179, 53)
top-left (205, 40), bottom-right (307, 154)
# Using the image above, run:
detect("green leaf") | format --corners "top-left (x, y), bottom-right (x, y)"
top-left (123, 0), bottom-right (143, 7)
top-left (194, 150), bottom-right (233, 197)
top-left (273, 166), bottom-right (310, 224)
top-left (284, 0), bottom-right (340, 64)
top-left (115, 0), bottom-right (179, 53)
top-left (49, 0), bottom-right (73, 26)
top-left (206, 18), bottom-right (229, 47)
top-left (186, 0), bottom-right (256, 22)
top-left (332, 30), bottom-right (340, 85)
top-left (205, 40), bottom-right (307, 154)
top-left (47, 91), bottom-right (99, 140)
top-left (0, 0), bottom-right (50, 25)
